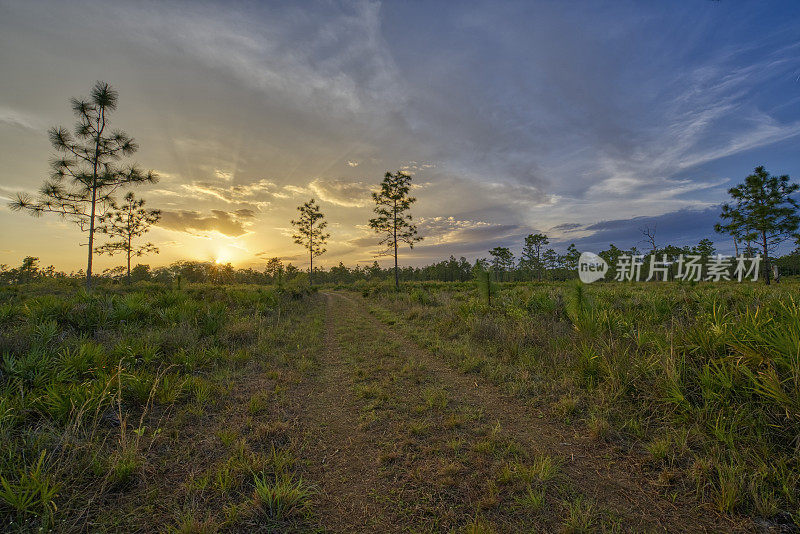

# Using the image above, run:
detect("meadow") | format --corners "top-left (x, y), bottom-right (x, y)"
top-left (0, 278), bottom-right (798, 532)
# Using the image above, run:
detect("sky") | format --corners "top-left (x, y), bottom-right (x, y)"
top-left (1, 0), bottom-right (799, 272)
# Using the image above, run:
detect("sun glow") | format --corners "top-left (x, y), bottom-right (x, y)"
top-left (215, 249), bottom-right (232, 265)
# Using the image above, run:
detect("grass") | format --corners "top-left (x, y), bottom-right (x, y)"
top-left (251, 472), bottom-right (314, 520)
top-left (0, 281), bottom-right (320, 531)
top-left (3, 277), bottom-right (798, 530)
top-left (364, 279), bottom-right (800, 525)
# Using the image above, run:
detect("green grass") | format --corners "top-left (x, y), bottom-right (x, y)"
top-left (365, 279), bottom-right (800, 523)
top-left (251, 472), bottom-right (313, 520)
top-left (0, 281), bottom-right (319, 530)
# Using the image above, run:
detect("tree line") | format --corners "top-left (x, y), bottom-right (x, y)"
top-left (7, 82), bottom-right (800, 287)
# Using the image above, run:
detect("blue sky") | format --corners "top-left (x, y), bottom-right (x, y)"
top-left (0, 0), bottom-right (798, 269)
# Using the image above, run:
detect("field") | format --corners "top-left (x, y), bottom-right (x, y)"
top-left (0, 280), bottom-right (798, 532)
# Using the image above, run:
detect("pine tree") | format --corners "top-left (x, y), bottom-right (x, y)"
top-left (521, 233), bottom-right (549, 281)
top-left (9, 81), bottom-right (157, 288)
top-left (369, 171), bottom-right (422, 290)
top-left (291, 199), bottom-right (329, 285)
top-left (717, 166), bottom-right (799, 284)
top-left (94, 192), bottom-right (160, 283)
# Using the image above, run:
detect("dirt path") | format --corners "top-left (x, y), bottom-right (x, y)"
top-left (303, 292), bottom-right (753, 533)
top-left (297, 293), bottom-right (397, 532)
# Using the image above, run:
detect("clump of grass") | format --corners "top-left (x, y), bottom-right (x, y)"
top-left (464, 515), bottom-right (496, 534)
top-left (108, 446), bottom-right (142, 487)
top-left (251, 473), bottom-right (313, 520)
top-left (423, 386), bottom-right (448, 410)
top-left (588, 414), bottom-right (610, 441)
top-left (563, 496), bottom-right (595, 533)
top-left (514, 486), bottom-right (545, 512)
top-left (247, 391), bottom-right (270, 415)
top-left (173, 512), bottom-right (219, 534)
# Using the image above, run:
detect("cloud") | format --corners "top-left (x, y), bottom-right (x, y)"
top-left (158, 209), bottom-right (254, 237)
top-left (307, 178), bottom-right (373, 208)
top-left (551, 207), bottom-right (726, 252)
top-left (0, 107), bottom-right (40, 130)
top-left (214, 169), bottom-right (234, 181)
top-left (181, 179), bottom-right (280, 206)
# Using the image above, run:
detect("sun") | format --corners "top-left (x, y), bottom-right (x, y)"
top-left (214, 249), bottom-right (232, 265)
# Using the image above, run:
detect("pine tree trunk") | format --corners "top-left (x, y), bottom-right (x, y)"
top-left (126, 235), bottom-right (132, 284)
top-left (393, 199), bottom-right (399, 291)
top-left (87, 185), bottom-right (96, 289)
top-left (762, 231), bottom-right (771, 285)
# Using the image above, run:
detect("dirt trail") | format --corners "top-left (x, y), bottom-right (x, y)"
top-left (297, 293), bottom-right (397, 532)
top-left (306, 292), bottom-right (753, 533)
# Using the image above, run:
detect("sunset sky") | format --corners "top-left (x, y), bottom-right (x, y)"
top-left (1, 1), bottom-right (799, 272)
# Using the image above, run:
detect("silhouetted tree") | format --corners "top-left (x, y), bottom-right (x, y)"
top-left (717, 166), bottom-right (799, 284)
top-left (369, 171), bottom-right (422, 290)
top-left (291, 198), bottom-right (329, 285)
top-left (95, 192), bottom-right (160, 283)
top-left (9, 82), bottom-right (157, 288)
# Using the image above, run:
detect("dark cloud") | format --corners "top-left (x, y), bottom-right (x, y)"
top-left (553, 207), bottom-right (725, 252)
top-left (158, 209), bottom-right (253, 237)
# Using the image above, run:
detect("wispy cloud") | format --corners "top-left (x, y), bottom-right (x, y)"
top-left (0, 107), bottom-right (40, 131)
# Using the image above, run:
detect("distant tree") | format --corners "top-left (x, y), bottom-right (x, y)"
top-left (291, 198), bottom-right (329, 285)
top-left (563, 243), bottom-right (581, 271)
top-left (285, 263), bottom-right (300, 278)
top-left (488, 246), bottom-right (515, 281)
top-left (367, 261), bottom-right (383, 280)
top-left (542, 248), bottom-right (559, 275)
top-left (264, 257), bottom-right (285, 285)
top-left (693, 238), bottom-right (715, 258)
top-left (9, 81), bottom-right (157, 288)
top-left (94, 192), bottom-right (160, 283)
top-left (369, 171), bottom-right (422, 290)
top-left (717, 166), bottom-right (799, 284)
top-left (599, 244), bottom-right (624, 269)
top-left (330, 262), bottom-right (351, 284)
top-left (521, 233), bottom-right (549, 281)
top-left (640, 225), bottom-right (657, 253)
top-left (14, 257), bottom-right (40, 284)
top-left (130, 263), bottom-right (152, 282)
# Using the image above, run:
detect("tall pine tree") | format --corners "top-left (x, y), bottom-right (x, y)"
top-left (369, 171), bottom-right (422, 290)
top-left (10, 81), bottom-right (157, 288)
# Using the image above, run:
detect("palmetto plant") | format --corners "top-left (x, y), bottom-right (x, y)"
top-left (0, 451), bottom-right (59, 522)
top-left (252, 472), bottom-right (313, 520)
